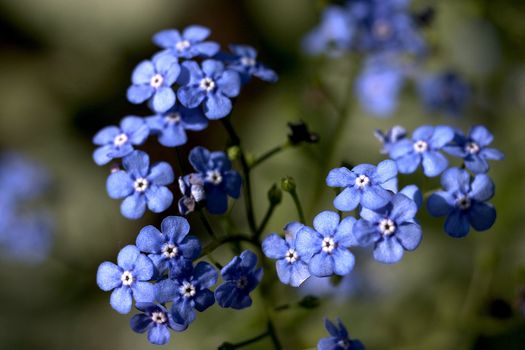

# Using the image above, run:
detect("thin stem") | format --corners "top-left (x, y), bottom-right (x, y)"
top-left (267, 320), bottom-right (282, 350)
top-left (200, 234), bottom-right (258, 258)
top-left (221, 118), bottom-right (257, 234)
top-left (197, 209), bottom-right (216, 240)
top-left (256, 203), bottom-right (277, 238)
top-left (251, 142), bottom-right (290, 169)
top-left (289, 189), bottom-right (305, 223)
top-left (223, 330), bottom-right (270, 349)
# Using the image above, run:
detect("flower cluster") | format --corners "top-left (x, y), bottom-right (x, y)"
top-left (304, 0), bottom-right (470, 118)
top-left (0, 152), bottom-right (53, 262)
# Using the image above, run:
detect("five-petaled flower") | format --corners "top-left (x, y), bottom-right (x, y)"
top-left (96, 245), bottom-right (156, 314)
top-left (127, 54), bottom-right (180, 113)
top-left (418, 72), bottom-right (470, 117)
top-left (444, 125), bottom-right (504, 174)
top-left (106, 150), bottom-right (174, 219)
top-left (153, 25), bottom-right (220, 59)
top-left (130, 303), bottom-right (188, 345)
top-left (295, 211), bottom-right (356, 277)
top-left (136, 216), bottom-right (201, 276)
top-left (388, 125), bottom-right (454, 177)
top-left (262, 221), bottom-right (311, 287)
top-left (215, 250), bottom-right (263, 309)
top-left (374, 125), bottom-right (407, 154)
top-left (178, 59), bottom-right (241, 119)
top-left (317, 318), bottom-right (365, 350)
top-left (353, 193), bottom-right (422, 264)
top-left (221, 45), bottom-right (278, 84)
top-left (92, 116), bottom-right (149, 166)
top-left (427, 167), bottom-right (496, 237)
top-left (326, 160), bottom-right (397, 212)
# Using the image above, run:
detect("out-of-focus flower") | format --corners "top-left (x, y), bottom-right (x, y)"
top-left (418, 72), bottom-right (470, 117)
top-left (220, 45), bottom-right (278, 83)
top-left (317, 318), bottom-right (365, 350)
top-left (153, 26), bottom-right (220, 59)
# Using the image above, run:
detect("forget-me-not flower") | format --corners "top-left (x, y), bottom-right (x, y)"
top-left (127, 54), bottom-right (180, 113)
top-left (318, 318), bottom-right (365, 350)
top-left (177, 174), bottom-right (205, 215)
top-left (388, 125), bottom-right (454, 177)
top-left (220, 45), bottom-right (278, 83)
top-left (130, 303), bottom-right (187, 345)
top-left (374, 125), bottom-right (407, 154)
top-left (215, 250), bottom-right (263, 309)
top-left (418, 72), bottom-right (470, 117)
top-left (136, 216), bottom-right (201, 276)
top-left (427, 167), bottom-right (496, 237)
top-left (178, 60), bottom-right (241, 119)
top-left (262, 221), bottom-right (310, 287)
top-left (295, 211), bottom-right (356, 277)
top-left (96, 245), bottom-right (156, 314)
top-left (326, 160), bottom-right (397, 212)
top-left (92, 116), bottom-right (149, 165)
top-left (153, 25), bottom-right (220, 59)
top-left (353, 193), bottom-right (422, 264)
top-left (106, 151), bottom-right (174, 219)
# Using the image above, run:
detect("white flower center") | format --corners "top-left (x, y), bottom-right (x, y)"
top-left (164, 112), bottom-right (181, 124)
top-left (413, 140), bottom-right (428, 153)
top-left (465, 142), bottom-right (480, 154)
top-left (284, 248), bottom-right (299, 263)
top-left (176, 40), bottom-right (191, 51)
top-left (113, 133), bottom-right (128, 147)
top-left (456, 195), bottom-right (471, 210)
top-left (236, 276), bottom-right (249, 289)
top-left (121, 271), bottom-right (134, 286)
top-left (240, 56), bottom-right (256, 66)
top-left (151, 311), bottom-right (167, 324)
top-left (179, 281), bottom-right (196, 298)
top-left (150, 74), bottom-right (164, 88)
top-left (133, 178), bottom-right (149, 192)
top-left (355, 174), bottom-right (370, 189)
top-left (337, 339), bottom-right (350, 349)
top-left (199, 77), bottom-right (216, 92)
top-left (322, 237), bottom-right (336, 254)
top-left (206, 170), bottom-right (222, 185)
top-left (162, 243), bottom-right (178, 258)
top-left (379, 218), bottom-right (396, 236)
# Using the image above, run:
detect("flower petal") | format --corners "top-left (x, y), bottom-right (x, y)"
top-left (373, 238), bottom-right (404, 264)
top-left (390, 193), bottom-right (417, 223)
top-left (444, 210), bottom-right (470, 237)
top-left (429, 125), bottom-right (454, 149)
top-left (262, 234), bottom-right (288, 259)
top-left (309, 253), bottom-right (334, 277)
top-left (469, 125), bottom-right (493, 147)
top-left (332, 249), bottom-right (355, 276)
top-left (148, 162), bottom-right (174, 186)
top-left (152, 87), bottom-right (176, 113)
top-left (194, 261), bottom-right (218, 289)
top-left (110, 286), bottom-right (132, 314)
top-left (106, 171), bottom-right (134, 199)
top-left (161, 216), bottom-right (190, 242)
top-left (204, 93), bottom-right (232, 120)
top-left (361, 185), bottom-right (392, 210)
top-left (396, 223), bottom-right (422, 251)
top-left (469, 174), bottom-right (494, 202)
top-left (121, 192), bottom-right (147, 219)
top-left (147, 324), bottom-right (170, 345)
top-left (131, 61), bottom-right (155, 84)
top-left (117, 245), bottom-right (140, 270)
top-left (422, 151), bottom-right (448, 177)
top-left (334, 216), bottom-right (356, 247)
top-left (427, 191), bottom-right (454, 217)
top-left (127, 85), bottom-right (154, 104)
top-left (131, 281), bottom-right (156, 303)
top-left (373, 159), bottom-right (397, 184)
top-left (468, 202), bottom-right (496, 231)
top-left (441, 167), bottom-right (470, 193)
top-left (177, 86), bottom-right (206, 108)
top-left (313, 211), bottom-right (340, 236)
top-left (145, 186), bottom-right (173, 213)
top-left (295, 226), bottom-right (322, 261)
top-left (353, 219), bottom-right (379, 247)
top-left (136, 225), bottom-right (164, 254)
top-left (217, 70), bottom-right (241, 97)
top-left (96, 262), bottom-right (122, 291)
top-left (326, 167), bottom-right (355, 187)
top-left (333, 186), bottom-right (361, 212)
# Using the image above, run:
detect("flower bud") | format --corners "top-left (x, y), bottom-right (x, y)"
top-left (267, 183), bottom-right (282, 205)
top-left (281, 176), bottom-right (296, 193)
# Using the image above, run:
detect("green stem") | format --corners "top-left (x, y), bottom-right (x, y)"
top-left (221, 118), bottom-right (257, 234)
top-left (256, 203), bottom-right (277, 238)
top-left (223, 330), bottom-right (270, 349)
top-left (289, 189), bottom-right (305, 223)
top-left (251, 142), bottom-right (290, 169)
top-left (267, 320), bottom-right (282, 350)
top-left (197, 209), bottom-right (216, 240)
top-left (200, 234), bottom-right (258, 258)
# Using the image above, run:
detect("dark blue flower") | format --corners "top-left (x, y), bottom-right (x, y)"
top-left (388, 125), bottom-right (454, 177)
top-left (136, 216), bottom-right (201, 276)
top-left (177, 174), bottom-right (205, 215)
top-left (127, 54), bottom-right (180, 113)
top-left (215, 250), bottom-right (263, 309)
top-left (295, 211), bottom-right (356, 277)
top-left (92, 116), bottom-right (149, 165)
top-left (130, 303), bottom-right (187, 345)
top-left (177, 60), bottom-right (241, 120)
top-left (356, 55), bottom-right (405, 117)
top-left (353, 193), bottom-right (422, 264)
top-left (262, 221), bottom-right (310, 287)
top-left (427, 167), bottom-right (496, 237)
top-left (443, 126), bottom-right (504, 174)
top-left (303, 5), bottom-right (354, 56)
top-left (146, 105), bottom-right (208, 148)
top-left (96, 245), bottom-right (156, 314)
top-left (220, 45), bottom-right (278, 83)
top-left (418, 72), bottom-right (470, 117)
top-left (153, 25), bottom-right (220, 59)
top-left (156, 261), bottom-right (217, 324)
top-left (187, 147), bottom-right (241, 215)
top-left (326, 160), bottom-right (397, 211)
top-left (318, 318), bottom-right (365, 350)
top-left (106, 151), bottom-right (174, 219)
top-left (374, 125), bottom-right (407, 154)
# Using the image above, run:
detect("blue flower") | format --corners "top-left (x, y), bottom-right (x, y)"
top-left (374, 125), bottom-right (407, 154)
top-left (127, 54), bottom-right (180, 113)
top-left (388, 125), bottom-right (454, 177)
top-left (177, 60), bottom-right (241, 119)
top-left (427, 167), bottom-right (496, 237)
top-left (318, 318), bottom-right (365, 350)
top-left (295, 211), bottom-right (356, 277)
top-left (443, 126), bottom-right (504, 174)
top-left (130, 303), bottom-right (187, 345)
top-left (0, 152), bottom-right (50, 201)
top-left (418, 72), bottom-right (470, 117)
top-left (303, 5), bottom-right (354, 56)
top-left (215, 250), bottom-right (263, 309)
top-left (177, 174), bottom-right (205, 215)
top-left (326, 160), bottom-right (397, 212)
top-left (355, 55), bottom-right (405, 117)
top-left (262, 221), bottom-right (311, 287)
top-left (187, 147), bottom-right (241, 215)
top-left (153, 25), bottom-right (220, 59)
top-left (156, 261), bottom-right (218, 323)
top-left (106, 151), bottom-right (174, 219)
top-left (399, 184), bottom-right (423, 209)
top-left (353, 193), bottom-right (422, 264)
top-left (92, 116), bottom-right (149, 165)
top-left (220, 45), bottom-right (278, 83)
top-left (96, 245), bottom-right (156, 314)
top-left (146, 105), bottom-right (208, 148)
top-left (136, 216), bottom-right (201, 276)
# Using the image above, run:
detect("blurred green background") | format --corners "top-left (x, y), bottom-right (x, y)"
top-left (1, 0), bottom-right (525, 349)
